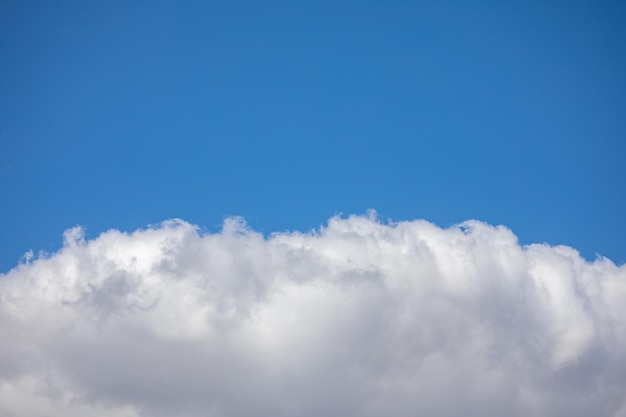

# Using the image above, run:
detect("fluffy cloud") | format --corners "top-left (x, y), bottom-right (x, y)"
top-left (1, 214), bottom-right (625, 417)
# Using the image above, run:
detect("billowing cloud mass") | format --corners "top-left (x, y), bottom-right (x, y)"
top-left (1, 214), bottom-right (625, 417)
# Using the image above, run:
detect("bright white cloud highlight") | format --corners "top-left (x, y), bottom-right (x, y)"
top-left (1, 214), bottom-right (625, 417)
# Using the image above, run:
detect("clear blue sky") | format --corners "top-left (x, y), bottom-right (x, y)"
top-left (1, 0), bottom-right (624, 272)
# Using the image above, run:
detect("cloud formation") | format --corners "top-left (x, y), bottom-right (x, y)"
top-left (1, 214), bottom-right (625, 417)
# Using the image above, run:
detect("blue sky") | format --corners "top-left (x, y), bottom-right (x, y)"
top-left (1, 0), bottom-right (624, 272)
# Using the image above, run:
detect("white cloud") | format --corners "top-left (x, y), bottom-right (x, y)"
top-left (1, 214), bottom-right (625, 417)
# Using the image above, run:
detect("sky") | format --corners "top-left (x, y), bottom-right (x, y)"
top-left (1, 1), bottom-right (626, 416)
top-left (0, 1), bottom-right (624, 270)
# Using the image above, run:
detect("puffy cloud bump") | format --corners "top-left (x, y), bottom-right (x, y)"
top-left (1, 214), bottom-right (625, 417)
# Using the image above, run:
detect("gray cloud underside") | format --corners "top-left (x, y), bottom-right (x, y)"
top-left (1, 214), bottom-right (625, 417)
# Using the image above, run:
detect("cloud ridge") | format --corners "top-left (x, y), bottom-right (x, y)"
top-left (1, 214), bottom-right (625, 417)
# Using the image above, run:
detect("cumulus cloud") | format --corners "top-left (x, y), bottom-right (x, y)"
top-left (1, 213), bottom-right (625, 417)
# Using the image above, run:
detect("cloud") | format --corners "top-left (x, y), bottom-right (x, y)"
top-left (1, 214), bottom-right (625, 417)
